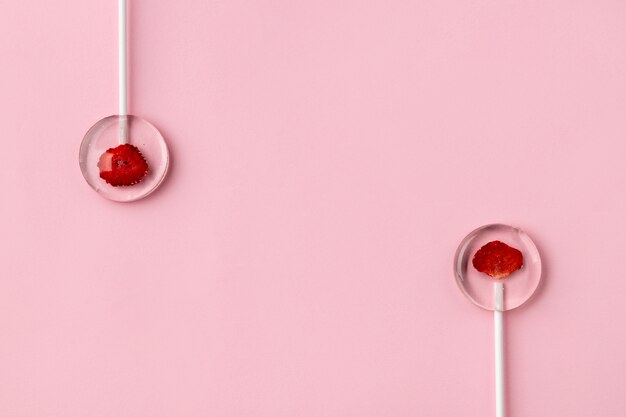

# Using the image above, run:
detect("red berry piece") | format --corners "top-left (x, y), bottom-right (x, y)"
top-left (472, 240), bottom-right (523, 279)
top-left (98, 144), bottom-right (149, 187)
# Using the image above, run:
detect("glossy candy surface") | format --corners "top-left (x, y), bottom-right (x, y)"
top-left (79, 115), bottom-right (169, 202)
top-left (454, 224), bottom-right (541, 311)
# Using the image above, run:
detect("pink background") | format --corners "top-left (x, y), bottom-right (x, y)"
top-left (2, 1), bottom-right (626, 416)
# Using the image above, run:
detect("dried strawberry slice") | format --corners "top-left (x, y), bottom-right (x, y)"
top-left (98, 144), bottom-right (149, 187)
top-left (472, 240), bottom-right (523, 279)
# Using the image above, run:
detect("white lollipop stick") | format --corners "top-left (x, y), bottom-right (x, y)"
top-left (494, 281), bottom-right (504, 417)
top-left (118, 0), bottom-right (128, 144)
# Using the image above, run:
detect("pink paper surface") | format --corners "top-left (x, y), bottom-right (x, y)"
top-left (2, 1), bottom-right (626, 416)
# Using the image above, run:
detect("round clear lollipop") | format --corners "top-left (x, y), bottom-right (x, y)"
top-left (454, 223), bottom-right (542, 417)
top-left (79, 0), bottom-right (169, 202)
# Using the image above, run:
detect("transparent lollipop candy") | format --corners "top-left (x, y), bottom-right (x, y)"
top-left (454, 224), bottom-right (542, 417)
top-left (79, 0), bottom-right (169, 202)
top-left (454, 223), bottom-right (542, 311)
top-left (80, 115), bottom-right (169, 202)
